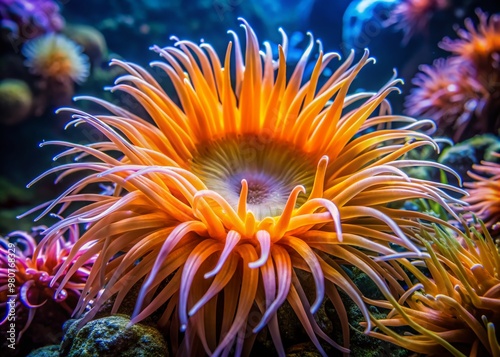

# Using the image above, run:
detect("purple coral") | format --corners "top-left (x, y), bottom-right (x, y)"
top-left (0, 0), bottom-right (64, 42)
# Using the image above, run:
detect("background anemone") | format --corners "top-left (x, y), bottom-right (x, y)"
top-left (22, 33), bottom-right (89, 84)
top-left (406, 9), bottom-right (500, 141)
top-left (404, 57), bottom-right (488, 141)
top-left (363, 222), bottom-right (500, 357)
top-left (463, 154), bottom-right (500, 233)
top-left (440, 9), bottom-right (500, 87)
top-left (21, 33), bottom-right (90, 112)
top-left (0, 224), bottom-right (94, 343)
top-left (440, 9), bottom-right (500, 137)
top-left (24, 20), bottom-right (465, 356)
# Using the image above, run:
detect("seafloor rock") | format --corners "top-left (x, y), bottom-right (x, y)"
top-left (0, 78), bottom-right (32, 125)
top-left (60, 314), bottom-right (168, 357)
top-left (26, 345), bottom-right (60, 357)
top-left (64, 24), bottom-right (108, 67)
top-left (339, 268), bottom-right (410, 357)
top-left (439, 134), bottom-right (500, 182)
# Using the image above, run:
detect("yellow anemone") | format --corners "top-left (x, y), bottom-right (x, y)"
top-left (25, 20), bottom-right (464, 356)
top-left (365, 222), bottom-right (500, 357)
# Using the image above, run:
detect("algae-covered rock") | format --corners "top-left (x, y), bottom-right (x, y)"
top-left (322, 267), bottom-right (410, 357)
top-left (439, 134), bottom-right (500, 181)
top-left (26, 345), bottom-right (60, 357)
top-left (0, 78), bottom-right (33, 125)
top-left (60, 314), bottom-right (168, 357)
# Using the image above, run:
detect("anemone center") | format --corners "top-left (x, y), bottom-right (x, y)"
top-left (229, 171), bottom-right (282, 205)
top-left (190, 135), bottom-right (317, 219)
top-left (244, 178), bottom-right (274, 205)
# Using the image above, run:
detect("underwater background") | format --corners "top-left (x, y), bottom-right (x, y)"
top-left (1, 0), bottom-right (500, 356)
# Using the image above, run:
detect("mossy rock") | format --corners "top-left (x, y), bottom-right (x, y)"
top-left (60, 314), bottom-right (168, 357)
top-left (26, 345), bottom-right (60, 357)
top-left (439, 134), bottom-right (500, 181)
top-left (0, 78), bottom-right (33, 125)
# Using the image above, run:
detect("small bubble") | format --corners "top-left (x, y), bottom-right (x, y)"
top-left (55, 289), bottom-right (68, 302)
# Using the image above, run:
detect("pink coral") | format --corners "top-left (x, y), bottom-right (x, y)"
top-left (0, 224), bottom-right (95, 341)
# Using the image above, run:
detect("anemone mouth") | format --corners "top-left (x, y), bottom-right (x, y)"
top-left (190, 134), bottom-right (317, 219)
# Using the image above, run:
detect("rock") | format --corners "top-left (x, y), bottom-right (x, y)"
top-left (26, 345), bottom-right (60, 357)
top-left (60, 314), bottom-right (168, 357)
top-left (335, 290), bottom-right (410, 357)
top-left (439, 134), bottom-right (500, 182)
top-left (0, 78), bottom-right (33, 125)
top-left (64, 24), bottom-right (108, 67)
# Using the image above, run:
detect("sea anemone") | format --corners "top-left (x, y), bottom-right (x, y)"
top-left (463, 154), bottom-right (500, 232)
top-left (25, 20), bottom-right (465, 356)
top-left (0, 224), bottom-right (94, 342)
top-left (440, 9), bottom-right (500, 85)
top-left (364, 222), bottom-right (500, 357)
top-left (0, 0), bottom-right (64, 42)
top-left (440, 9), bottom-right (500, 136)
top-left (404, 57), bottom-right (488, 141)
top-left (405, 10), bottom-right (500, 141)
top-left (21, 33), bottom-right (90, 112)
top-left (385, 0), bottom-right (450, 44)
top-left (22, 33), bottom-right (90, 84)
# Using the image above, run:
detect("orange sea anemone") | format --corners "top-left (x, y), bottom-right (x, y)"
top-left (386, 0), bottom-right (450, 44)
top-left (440, 9), bottom-right (500, 136)
top-left (440, 10), bottom-right (500, 85)
top-left (22, 33), bottom-right (90, 84)
top-left (463, 154), bottom-right (500, 232)
top-left (404, 57), bottom-right (488, 141)
top-left (24, 20), bottom-right (465, 356)
top-left (364, 223), bottom-right (500, 357)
